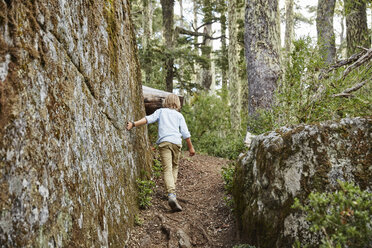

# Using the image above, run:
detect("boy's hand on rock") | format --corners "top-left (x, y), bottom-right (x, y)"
top-left (126, 122), bottom-right (133, 130)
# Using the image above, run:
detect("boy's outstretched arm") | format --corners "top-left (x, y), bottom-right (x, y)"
top-left (185, 138), bottom-right (195, 156)
top-left (126, 117), bottom-right (147, 130)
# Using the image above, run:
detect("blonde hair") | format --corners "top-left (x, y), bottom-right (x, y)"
top-left (163, 94), bottom-right (181, 111)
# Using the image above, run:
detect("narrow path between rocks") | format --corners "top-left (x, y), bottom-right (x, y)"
top-left (126, 153), bottom-right (238, 248)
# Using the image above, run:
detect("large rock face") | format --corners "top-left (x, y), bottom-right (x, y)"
top-left (233, 117), bottom-right (371, 247)
top-left (0, 0), bottom-right (152, 247)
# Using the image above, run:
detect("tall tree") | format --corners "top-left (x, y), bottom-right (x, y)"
top-left (228, 0), bottom-right (242, 129)
top-left (316, 0), bottom-right (336, 64)
top-left (192, 0), bottom-right (201, 90)
top-left (160, 0), bottom-right (175, 92)
top-left (245, 0), bottom-right (281, 119)
top-left (219, 0), bottom-right (228, 93)
top-left (284, 0), bottom-right (294, 55)
top-left (344, 0), bottom-right (370, 56)
top-left (200, 0), bottom-right (213, 90)
top-left (179, 0), bottom-right (185, 26)
top-left (142, 0), bottom-right (153, 84)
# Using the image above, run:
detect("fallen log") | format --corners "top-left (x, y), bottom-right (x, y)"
top-left (142, 86), bottom-right (184, 115)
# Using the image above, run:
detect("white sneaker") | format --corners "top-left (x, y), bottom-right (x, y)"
top-left (168, 193), bottom-right (182, 212)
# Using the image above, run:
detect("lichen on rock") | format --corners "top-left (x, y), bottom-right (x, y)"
top-left (0, 0), bottom-right (151, 247)
top-left (233, 117), bottom-right (372, 247)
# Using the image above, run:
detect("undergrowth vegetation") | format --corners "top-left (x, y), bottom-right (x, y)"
top-left (292, 181), bottom-right (372, 248)
top-left (136, 179), bottom-right (155, 209)
top-left (221, 162), bottom-right (236, 209)
top-left (182, 91), bottom-right (247, 159)
top-left (248, 38), bottom-right (371, 134)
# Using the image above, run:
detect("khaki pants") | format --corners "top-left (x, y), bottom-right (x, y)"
top-left (159, 142), bottom-right (182, 194)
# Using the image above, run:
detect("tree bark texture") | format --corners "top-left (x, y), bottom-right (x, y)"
top-left (220, 8), bottom-right (228, 93)
top-left (143, 86), bottom-right (183, 115)
top-left (284, 0), bottom-right (294, 55)
top-left (229, 0), bottom-right (242, 129)
top-left (245, 0), bottom-right (281, 117)
top-left (161, 0), bottom-right (175, 92)
top-left (344, 0), bottom-right (370, 56)
top-left (142, 0), bottom-right (153, 84)
top-left (316, 0), bottom-right (336, 64)
top-left (192, 0), bottom-right (201, 91)
top-left (201, 0), bottom-right (213, 90)
top-left (201, 24), bottom-right (213, 90)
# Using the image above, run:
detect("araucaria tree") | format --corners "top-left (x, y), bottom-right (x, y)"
top-left (344, 0), bottom-right (370, 56)
top-left (316, 0), bottom-right (336, 64)
top-left (244, 0), bottom-right (281, 119)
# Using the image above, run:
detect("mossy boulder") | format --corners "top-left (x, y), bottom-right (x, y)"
top-left (233, 117), bottom-right (372, 247)
top-left (0, 0), bottom-right (151, 247)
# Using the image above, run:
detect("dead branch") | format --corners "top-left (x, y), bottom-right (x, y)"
top-left (175, 26), bottom-right (225, 40)
top-left (357, 46), bottom-right (370, 52)
top-left (332, 93), bottom-right (354, 98)
top-left (318, 51), bottom-right (364, 80)
top-left (332, 79), bottom-right (369, 98)
top-left (194, 20), bottom-right (219, 31)
top-left (341, 48), bottom-right (372, 80)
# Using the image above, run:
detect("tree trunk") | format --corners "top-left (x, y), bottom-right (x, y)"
top-left (160, 0), bottom-right (175, 92)
top-left (344, 0), bottom-right (370, 56)
top-left (178, 0), bottom-right (185, 96)
top-left (284, 0), bottom-right (294, 55)
top-left (245, 0), bottom-right (281, 118)
top-left (316, 0), bottom-right (336, 64)
top-left (228, 0), bottom-right (241, 129)
top-left (143, 86), bottom-right (183, 115)
top-left (220, 6), bottom-right (228, 93)
top-left (180, 0), bottom-right (184, 27)
top-left (201, 0), bottom-right (213, 91)
top-left (142, 0), bottom-right (153, 84)
top-left (192, 0), bottom-right (200, 91)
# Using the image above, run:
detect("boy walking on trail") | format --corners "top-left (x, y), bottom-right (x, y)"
top-left (126, 94), bottom-right (195, 212)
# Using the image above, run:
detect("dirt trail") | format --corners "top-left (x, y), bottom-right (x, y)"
top-left (126, 153), bottom-right (238, 248)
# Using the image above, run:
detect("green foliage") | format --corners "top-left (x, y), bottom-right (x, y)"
top-left (147, 121), bottom-right (159, 145)
top-left (221, 162), bottom-right (235, 193)
top-left (152, 158), bottom-right (162, 178)
top-left (251, 37), bottom-right (371, 134)
top-left (221, 162), bottom-right (236, 209)
top-left (292, 181), bottom-right (372, 248)
top-left (182, 91), bottom-right (247, 159)
top-left (134, 214), bottom-right (144, 226)
top-left (136, 179), bottom-right (155, 209)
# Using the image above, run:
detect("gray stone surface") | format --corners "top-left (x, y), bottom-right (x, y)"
top-left (0, 0), bottom-right (151, 247)
top-left (177, 229), bottom-right (192, 248)
top-left (233, 117), bottom-right (372, 247)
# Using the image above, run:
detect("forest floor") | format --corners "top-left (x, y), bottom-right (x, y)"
top-left (126, 153), bottom-right (240, 248)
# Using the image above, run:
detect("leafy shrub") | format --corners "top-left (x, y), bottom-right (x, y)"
top-left (182, 91), bottom-right (247, 159)
top-left (221, 162), bottom-right (236, 209)
top-left (134, 214), bottom-right (144, 226)
top-left (136, 179), bottom-right (155, 209)
top-left (292, 181), bottom-right (372, 248)
top-left (152, 158), bottom-right (162, 178)
top-left (251, 37), bottom-right (372, 134)
top-left (221, 162), bottom-right (235, 193)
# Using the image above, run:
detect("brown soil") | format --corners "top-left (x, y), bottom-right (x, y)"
top-left (126, 153), bottom-right (239, 248)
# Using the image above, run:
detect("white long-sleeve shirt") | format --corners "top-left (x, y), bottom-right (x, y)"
top-left (145, 108), bottom-right (191, 145)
